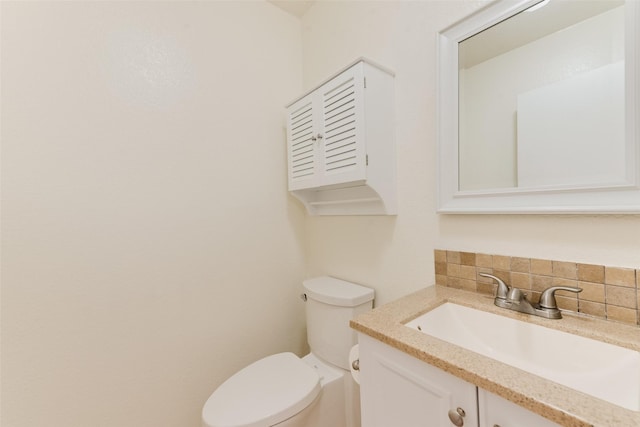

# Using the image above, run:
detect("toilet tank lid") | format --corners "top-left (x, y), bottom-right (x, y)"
top-left (303, 276), bottom-right (374, 307)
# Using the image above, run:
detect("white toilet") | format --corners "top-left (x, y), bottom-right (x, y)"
top-left (202, 276), bottom-right (374, 427)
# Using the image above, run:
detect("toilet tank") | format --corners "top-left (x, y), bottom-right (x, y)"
top-left (303, 276), bottom-right (374, 370)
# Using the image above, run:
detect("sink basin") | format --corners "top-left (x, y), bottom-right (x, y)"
top-left (405, 302), bottom-right (640, 411)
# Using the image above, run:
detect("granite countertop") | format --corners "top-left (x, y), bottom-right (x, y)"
top-left (350, 285), bottom-right (640, 427)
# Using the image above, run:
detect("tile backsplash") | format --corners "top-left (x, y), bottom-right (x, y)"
top-left (435, 249), bottom-right (640, 326)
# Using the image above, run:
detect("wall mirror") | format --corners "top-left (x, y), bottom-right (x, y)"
top-left (437, 0), bottom-right (640, 213)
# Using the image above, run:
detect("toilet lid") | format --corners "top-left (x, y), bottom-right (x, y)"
top-left (202, 352), bottom-right (321, 427)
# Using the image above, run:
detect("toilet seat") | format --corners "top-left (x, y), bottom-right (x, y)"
top-left (202, 352), bottom-right (321, 427)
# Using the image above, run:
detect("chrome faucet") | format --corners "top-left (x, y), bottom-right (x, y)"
top-left (479, 273), bottom-right (582, 319)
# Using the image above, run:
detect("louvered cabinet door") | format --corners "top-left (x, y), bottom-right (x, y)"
top-left (318, 63), bottom-right (367, 187)
top-left (287, 93), bottom-right (319, 191)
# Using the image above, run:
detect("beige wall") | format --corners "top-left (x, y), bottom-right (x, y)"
top-left (300, 0), bottom-right (640, 306)
top-left (3, 1), bottom-right (640, 427)
top-left (1, 2), bottom-right (305, 426)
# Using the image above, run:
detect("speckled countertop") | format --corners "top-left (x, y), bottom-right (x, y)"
top-left (350, 285), bottom-right (640, 427)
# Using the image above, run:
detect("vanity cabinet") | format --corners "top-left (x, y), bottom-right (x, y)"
top-left (285, 58), bottom-right (396, 215)
top-left (358, 334), bottom-right (561, 427)
top-left (478, 389), bottom-right (560, 427)
top-left (358, 334), bottom-right (478, 427)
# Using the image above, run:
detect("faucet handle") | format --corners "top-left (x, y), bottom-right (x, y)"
top-left (479, 273), bottom-right (510, 300)
top-left (539, 286), bottom-right (583, 309)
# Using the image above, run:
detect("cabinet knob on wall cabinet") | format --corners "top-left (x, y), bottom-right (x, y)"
top-left (447, 407), bottom-right (466, 426)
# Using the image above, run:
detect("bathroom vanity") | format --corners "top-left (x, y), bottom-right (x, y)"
top-left (358, 333), bottom-right (560, 427)
top-left (350, 286), bottom-right (640, 427)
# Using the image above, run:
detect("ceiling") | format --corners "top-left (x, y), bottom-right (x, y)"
top-left (267, 0), bottom-right (315, 18)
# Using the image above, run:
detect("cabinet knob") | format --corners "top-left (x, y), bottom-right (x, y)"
top-left (351, 358), bottom-right (360, 371)
top-left (447, 407), bottom-right (466, 426)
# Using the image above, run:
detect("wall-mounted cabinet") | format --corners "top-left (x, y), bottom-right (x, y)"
top-left (286, 58), bottom-right (396, 215)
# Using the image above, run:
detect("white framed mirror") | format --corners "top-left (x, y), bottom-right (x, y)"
top-left (437, 0), bottom-right (640, 213)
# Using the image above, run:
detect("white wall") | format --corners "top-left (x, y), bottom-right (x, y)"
top-left (1, 2), bottom-right (305, 426)
top-left (300, 0), bottom-right (640, 306)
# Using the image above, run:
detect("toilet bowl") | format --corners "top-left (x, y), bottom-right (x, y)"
top-left (202, 276), bottom-right (374, 427)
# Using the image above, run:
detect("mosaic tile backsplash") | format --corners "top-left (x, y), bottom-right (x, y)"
top-left (435, 249), bottom-right (640, 326)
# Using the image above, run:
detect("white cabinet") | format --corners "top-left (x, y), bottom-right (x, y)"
top-left (478, 389), bottom-right (561, 427)
top-left (358, 334), bottom-right (561, 427)
top-left (286, 58), bottom-right (396, 215)
top-left (358, 334), bottom-right (478, 427)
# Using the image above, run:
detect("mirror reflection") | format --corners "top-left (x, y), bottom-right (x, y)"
top-left (458, 0), bottom-right (626, 191)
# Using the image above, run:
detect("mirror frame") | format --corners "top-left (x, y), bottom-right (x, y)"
top-left (437, 0), bottom-right (640, 214)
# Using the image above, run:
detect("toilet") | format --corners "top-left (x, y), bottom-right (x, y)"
top-left (202, 276), bottom-right (374, 427)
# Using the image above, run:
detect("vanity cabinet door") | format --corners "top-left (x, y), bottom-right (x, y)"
top-left (358, 334), bottom-right (478, 427)
top-left (478, 389), bottom-right (561, 427)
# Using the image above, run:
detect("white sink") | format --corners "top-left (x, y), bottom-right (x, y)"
top-left (405, 302), bottom-right (640, 411)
